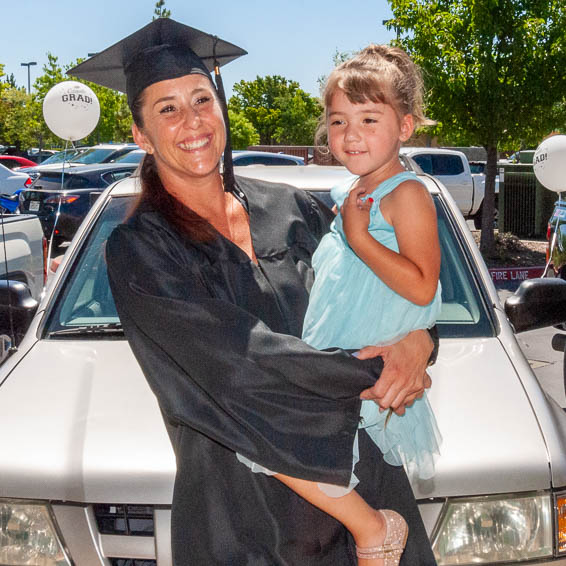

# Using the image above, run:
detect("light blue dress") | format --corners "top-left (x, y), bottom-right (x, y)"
top-left (237, 171), bottom-right (442, 493)
top-left (302, 171), bottom-right (442, 487)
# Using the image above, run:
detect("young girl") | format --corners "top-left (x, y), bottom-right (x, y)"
top-left (238, 45), bottom-right (441, 565)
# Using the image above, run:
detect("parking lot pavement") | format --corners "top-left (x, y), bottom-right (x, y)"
top-left (498, 288), bottom-right (566, 409)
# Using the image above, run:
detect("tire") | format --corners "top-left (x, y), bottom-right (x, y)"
top-left (473, 196), bottom-right (499, 230)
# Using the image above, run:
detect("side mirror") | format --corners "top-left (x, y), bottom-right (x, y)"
top-left (504, 278), bottom-right (566, 333)
top-left (0, 280), bottom-right (39, 344)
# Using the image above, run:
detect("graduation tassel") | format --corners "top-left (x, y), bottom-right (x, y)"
top-left (214, 37), bottom-right (235, 194)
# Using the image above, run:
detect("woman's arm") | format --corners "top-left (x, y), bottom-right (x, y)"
top-left (341, 181), bottom-right (440, 306)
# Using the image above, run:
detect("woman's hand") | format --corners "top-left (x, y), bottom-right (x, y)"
top-left (340, 186), bottom-right (372, 248)
top-left (356, 329), bottom-right (433, 415)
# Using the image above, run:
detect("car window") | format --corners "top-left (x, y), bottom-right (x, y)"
top-left (101, 170), bottom-right (135, 185)
top-left (39, 150), bottom-right (83, 165)
top-left (111, 152), bottom-right (145, 164)
top-left (411, 154), bottom-right (433, 175)
top-left (43, 194), bottom-right (494, 339)
top-left (431, 154), bottom-right (464, 176)
top-left (469, 163), bottom-right (485, 174)
top-left (0, 158), bottom-right (19, 170)
top-left (70, 148), bottom-right (117, 164)
top-left (31, 173), bottom-right (91, 190)
top-left (233, 155), bottom-right (300, 166)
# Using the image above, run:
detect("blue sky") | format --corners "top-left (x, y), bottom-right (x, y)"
top-left (2, 0), bottom-right (395, 98)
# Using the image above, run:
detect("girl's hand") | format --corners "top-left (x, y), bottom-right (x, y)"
top-left (356, 329), bottom-right (433, 415)
top-left (340, 186), bottom-right (373, 248)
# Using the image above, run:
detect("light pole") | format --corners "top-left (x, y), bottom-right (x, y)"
top-left (20, 61), bottom-right (37, 93)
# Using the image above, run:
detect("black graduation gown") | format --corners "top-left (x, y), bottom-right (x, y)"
top-left (106, 176), bottom-right (437, 566)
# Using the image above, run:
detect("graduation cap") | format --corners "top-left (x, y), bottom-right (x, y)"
top-left (67, 18), bottom-right (247, 192)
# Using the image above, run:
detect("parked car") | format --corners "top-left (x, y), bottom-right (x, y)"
top-left (25, 148), bottom-right (58, 163)
top-left (0, 155), bottom-right (37, 170)
top-left (19, 143), bottom-right (139, 181)
top-left (2, 163), bottom-right (566, 565)
top-left (18, 163), bottom-right (137, 248)
top-left (231, 150), bottom-right (305, 166)
top-left (109, 149), bottom-right (306, 167)
top-left (28, 148), bottom-right (88, 166)
top-left (0, 163), bottom-right (32, 195)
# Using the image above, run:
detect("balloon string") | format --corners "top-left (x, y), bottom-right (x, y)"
top-left (46, 140), bottom-right (73, 284)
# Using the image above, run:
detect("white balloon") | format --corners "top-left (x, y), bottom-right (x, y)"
top-left (42, 81), bottom-right (100, 141)
top-left (533, 135), bottom-right (566, 193)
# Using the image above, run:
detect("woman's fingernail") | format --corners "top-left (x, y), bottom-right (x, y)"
top-left (368, 198), bottom-right (374, 203)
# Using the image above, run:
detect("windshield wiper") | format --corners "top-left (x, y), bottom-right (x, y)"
top-left (48, 323), bottom-right (123, 337)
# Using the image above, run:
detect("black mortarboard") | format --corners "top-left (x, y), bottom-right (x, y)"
top-left (67, 18), bottom-right (247, 192)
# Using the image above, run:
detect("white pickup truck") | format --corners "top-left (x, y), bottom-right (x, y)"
top-left (0, 214), bottom-right (45, 355)
top-left (400, 147), bottom-right (495, 228)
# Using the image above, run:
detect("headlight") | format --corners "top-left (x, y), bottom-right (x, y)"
top-left (0, 499), bottom-right (71, 565)
top-left (432, 492), bottom-right (553, 564)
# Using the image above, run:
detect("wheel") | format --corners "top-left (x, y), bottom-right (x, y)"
top-left (473, 196), bottom-right (499, 230)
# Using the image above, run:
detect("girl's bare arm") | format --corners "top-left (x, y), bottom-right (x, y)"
top-left (341, 182), bottom-right (440, 306)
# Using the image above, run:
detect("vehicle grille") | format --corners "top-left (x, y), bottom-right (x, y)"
top-left (109, 560), bottom-right (157, 566)
top-left (93, 504), bottom-right (155, 536)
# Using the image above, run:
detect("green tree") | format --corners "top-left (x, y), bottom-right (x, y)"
top-left (229, 75), bottom-right (321, 146)
top-left (388, 0), bottom-right (566, 254)
top-left (153, 0), bottom-right (171, 20)
top-left (275, 90), bottom-right (321, 145)
top-left (0, 87), bottom-right (37, 150)
top-left (228, 109), bottom-right (259, 149)
top-left (31, 53), bottom-right (67, 148)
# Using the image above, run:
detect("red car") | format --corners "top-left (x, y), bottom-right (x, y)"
top-left (0, 155), bottom-right (37, 170)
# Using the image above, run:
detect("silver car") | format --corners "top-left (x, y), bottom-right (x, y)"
top-left (1, 163), bottom-right (566, 565)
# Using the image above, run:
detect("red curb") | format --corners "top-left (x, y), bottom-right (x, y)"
top-left (488, 266), bottom-right (546, 283)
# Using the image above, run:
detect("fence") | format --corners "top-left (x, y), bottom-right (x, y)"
top-left (499, 163), bottom-right (556, 238)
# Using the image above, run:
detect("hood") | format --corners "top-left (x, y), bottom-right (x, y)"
top-left (0, 337), bottom-right (557, 505)
top-left (412, 338), bottom-right (552, 499)
top-left (0, 340), bottom-right (175, 504)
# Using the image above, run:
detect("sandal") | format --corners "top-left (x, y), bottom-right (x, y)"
top-left (356, 509), bottom-right (408, 565)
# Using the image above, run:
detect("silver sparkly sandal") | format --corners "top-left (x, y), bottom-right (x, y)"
top-left (356, 509), bottom-right (408, 565)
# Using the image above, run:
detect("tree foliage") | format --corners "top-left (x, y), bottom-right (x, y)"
top-left (388, 0), bottom-right (566, 253)
top-left (228, 109), bottom-right (259, 149)
top-left (229, 76), bottom-right (321, 146)
top-left (153, 0), bottom-right (171, 20)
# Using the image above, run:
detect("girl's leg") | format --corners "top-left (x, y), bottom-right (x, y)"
top-left (275, 473), bottom-right (406, 565)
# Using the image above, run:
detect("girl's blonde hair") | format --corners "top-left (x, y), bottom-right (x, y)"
top-left (316, 45), bottom-right (434, 144)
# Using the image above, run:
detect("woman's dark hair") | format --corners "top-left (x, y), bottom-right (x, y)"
top-left (130, 91), bottom-right (218, 242)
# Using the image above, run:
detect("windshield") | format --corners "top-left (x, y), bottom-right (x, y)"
top-left (43, 194), bottom-right (494, 339)
top-left (70, 148), bottom-right (118, 165)
top-left (111, 151), bottom-right (145, 164)
top-left (39, 149), bottom-right (84, 165)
